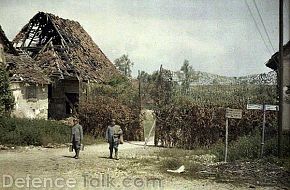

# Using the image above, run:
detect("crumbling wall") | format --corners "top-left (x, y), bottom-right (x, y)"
top-left (10, 82), bottom-right (48, 119)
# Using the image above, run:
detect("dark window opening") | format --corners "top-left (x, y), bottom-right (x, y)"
top-left (65, 93), bottom-right (79, 115)
top-left (26, 85), bottom-right (37, 99)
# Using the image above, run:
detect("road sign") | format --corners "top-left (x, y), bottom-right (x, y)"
top-left (246, 103), bottom-right (279, 158)
top-left (247, 104), bottom-right (263, 110)
top-left (224, 107), bottom-right (242, 162)
top-left (265, 105), bottom-right (279, 111)
top-left (226, 108), bottom-right (242, 119)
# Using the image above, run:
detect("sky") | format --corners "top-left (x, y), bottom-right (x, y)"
top-left (0, 0), bottom-right (289, 77)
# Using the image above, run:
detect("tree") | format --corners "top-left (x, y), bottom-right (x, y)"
top-left (180, 59), bottom-right (199, 95)
top-left (114, 54), bottom-right (134, 78)
top-left (0, 66), bottom-right (14, 116)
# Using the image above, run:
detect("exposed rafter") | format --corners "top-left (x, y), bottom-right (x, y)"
top-left (12, 12), bottom-right (121, 82)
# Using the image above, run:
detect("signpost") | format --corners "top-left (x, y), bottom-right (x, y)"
top-left (224, 108), bottom-right (242, 162)
top-left (265, 105), bottom-right (279, 111)
top-left (247, 104), bottom-right (263, 110)
top-left (246, 104), bottom-right (279, 157)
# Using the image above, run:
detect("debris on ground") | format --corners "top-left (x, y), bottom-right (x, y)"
top-left (197, 160), bottom-right (290, 189)
top-left (0, 145), bottom-right (9, 150)
top-left (167, 165), bottom-right (185, 173)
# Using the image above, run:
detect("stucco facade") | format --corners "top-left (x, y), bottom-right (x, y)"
top-left (10, 82), bottom-right (48, 119)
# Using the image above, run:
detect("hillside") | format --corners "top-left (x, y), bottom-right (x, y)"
top-left (173, 70), bottom-right (277, 86)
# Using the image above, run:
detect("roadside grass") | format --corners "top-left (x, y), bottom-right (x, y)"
top-left (0, 117), bottom-right (102, 146)
top-left (154, 147), bottom-right (214, 178)
top-left (153, 130), bottom-right (290, 181)
top-left (83, 135), bottom-right (106, 145)
top-left (210, 130), bottom-right (290, 163)
top-left (0, 117), bottom-right (71, 146)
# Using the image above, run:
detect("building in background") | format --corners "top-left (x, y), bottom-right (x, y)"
top-left (0, 12), bottom-right (120, 119)
top-left (1, 25), bottom-right (50, 118)
top-left (266, 41), bottom-right (290, 132)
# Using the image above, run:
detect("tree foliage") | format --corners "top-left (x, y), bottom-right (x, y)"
top-left (0, 65), bottom-right (14, 116)
top-left (114, 54), bottom-right (134, 78)
top-left (78, 74), bottom-right (143, 141)
top-left (137, 65), bottom-right (277, 149)
top-left (179, 59), bottom-right (199, 95)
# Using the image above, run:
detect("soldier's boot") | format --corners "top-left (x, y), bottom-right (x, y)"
top-left (73, 149), bottom-right (77, 158)
top-left (109, 149), bottom-right (113, 159)
top-left (75, 149), bottom-right (80, 159)
top-left (115, 149), bottom-right (119, 160)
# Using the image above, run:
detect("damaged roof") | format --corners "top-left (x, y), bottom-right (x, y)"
top-left (13, 12), bottom-right (120, 82)
top-left (0, 26), bottom-right (49, 84)
top-left (5, 53), bottom-right (50, 84)
top-left (0, 25), bottom-right (18, 55)
top-left (266, 41), bottom-right (290, 70)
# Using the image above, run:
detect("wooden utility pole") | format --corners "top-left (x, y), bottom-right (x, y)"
top-left (138, 70), bottom-right (142, 110)
top-left (278, 0), bottom-right (283, 157)
top-left (225, 117), bottom-right (229, 162)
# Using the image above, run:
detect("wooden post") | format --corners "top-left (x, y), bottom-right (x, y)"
top-left (261, 104), bottom-right (266, 157)
top-left (225, 117), bottom-right (229, 162)
top-left (138, 70), bottom-right (142, 111)
top-left (278, 0), bottom-right (284, 158)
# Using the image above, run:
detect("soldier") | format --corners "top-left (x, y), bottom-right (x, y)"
top-left (106, 119), bottom-right (123, 160)
top-left (71, 118), bottom-right (83, 159)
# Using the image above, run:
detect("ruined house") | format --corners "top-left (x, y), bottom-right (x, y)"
top-left (1, 25), bottom-right (50, 118)
top-left (2, 12), bottom-right (120, 119)
top-left (266, 41), bottom-right (290, 131)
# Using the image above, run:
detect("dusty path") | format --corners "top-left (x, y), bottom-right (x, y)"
top-left (0, 142), bottom-right (281, 190)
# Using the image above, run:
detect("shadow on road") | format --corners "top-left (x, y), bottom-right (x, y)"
top-left (62, 155), bottom-right (75, 159)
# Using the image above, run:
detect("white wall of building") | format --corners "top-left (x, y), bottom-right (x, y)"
top-left (10, 82), bottom-right (48, 119)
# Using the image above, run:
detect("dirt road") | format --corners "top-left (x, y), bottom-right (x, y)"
top-left (0, 142), bottom-right (282, 190)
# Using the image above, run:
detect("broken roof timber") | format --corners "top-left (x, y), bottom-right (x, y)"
top-left (13, 12), bottom-right (121, 83)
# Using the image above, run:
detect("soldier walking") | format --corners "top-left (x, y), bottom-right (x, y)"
top-left (106, 119), bottom-right (123, 160)
top-left (71, 118), bottom-right (83, 159)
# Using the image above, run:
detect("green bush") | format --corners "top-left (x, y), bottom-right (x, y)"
top-left (0, 66), bottom-right (14, 116)
top-left (211, 130), bottom-right (290, 161)
top-left (0, 117), bottom-right (71, 146)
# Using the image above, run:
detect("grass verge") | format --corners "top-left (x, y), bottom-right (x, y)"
top-left (0, 117), bottom-right (101, 146)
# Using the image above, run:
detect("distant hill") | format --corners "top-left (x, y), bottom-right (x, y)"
top-left (173, 70), bottom-right (277, 86)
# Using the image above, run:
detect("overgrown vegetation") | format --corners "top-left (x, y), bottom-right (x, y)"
top-left (0, 66), bottom-right (14, 116)
top-left (211, 130), bottom-right (290, 161)
top-left (114, 54), bottom-right (134, 78)
top-left (0, 117), bottom-right (70, 146)
top-left (138, 65), bottom-right (278, 149)
top-left (79, 74), bottom-right (143, 141)
top-left (154, 132), bottom-right (290, 187)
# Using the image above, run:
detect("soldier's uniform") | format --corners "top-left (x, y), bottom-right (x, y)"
top-left (106, 121), bottom-right (123, 159)
top-left (71, 121), bottom-right (83, 159)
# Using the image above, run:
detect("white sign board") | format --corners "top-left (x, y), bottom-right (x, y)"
top-left (265, 105), bottom-right (279, 111)
top-left (226, 108), bottom-right (242, 119)
top-left (247, 104), bottom-right (263, 110)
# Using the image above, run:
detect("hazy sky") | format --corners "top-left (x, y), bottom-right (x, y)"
top-left (0, 0), bottom-right (289, 77)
